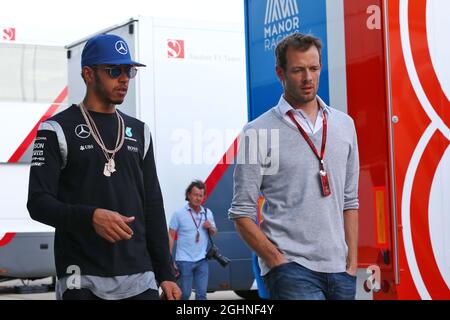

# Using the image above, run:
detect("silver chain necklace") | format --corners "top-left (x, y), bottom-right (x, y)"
top-left (79, 103), bottom-right (125, 177)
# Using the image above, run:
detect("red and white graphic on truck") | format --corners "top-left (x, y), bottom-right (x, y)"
top-left (167, 39), bottom-right (185, 59)
top-left (2, 27), bottom-right (15, 41)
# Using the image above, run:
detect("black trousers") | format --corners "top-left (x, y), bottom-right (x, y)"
top-left (62, 288), bottom-right (159, 300)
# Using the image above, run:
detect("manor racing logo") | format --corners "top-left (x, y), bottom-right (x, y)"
top-left (264, 0), bottom-right (300, 51)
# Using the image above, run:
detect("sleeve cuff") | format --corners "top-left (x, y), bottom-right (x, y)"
top-left (343, 201), bottom-right (359, 211)
top-left (70, 205), bottom-right (97, 232)
top-left (228, 209), bottom-right (257, 221)
top-left (156, 270), bottom-right (176, 284)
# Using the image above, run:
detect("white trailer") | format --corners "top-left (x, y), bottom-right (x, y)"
top-left (0, 42), bottom-right (67, 280)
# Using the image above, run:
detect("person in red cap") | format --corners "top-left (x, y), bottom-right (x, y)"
top-left (27, 34), bottom-right (181, 300)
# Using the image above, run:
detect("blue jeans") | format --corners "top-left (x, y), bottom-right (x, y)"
top-left (176, 259), bottom-right (209, 300)
top-left (263, 262), bottom-right (356, 300)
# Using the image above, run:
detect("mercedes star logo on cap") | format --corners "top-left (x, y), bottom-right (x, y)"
top-left (115, 41), bottom-right (128, 55)
top-left (75, 124), bottom-right (91, 139)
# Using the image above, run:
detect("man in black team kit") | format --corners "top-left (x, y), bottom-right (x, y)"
top-left (27, 34), bottom-right (181, 300)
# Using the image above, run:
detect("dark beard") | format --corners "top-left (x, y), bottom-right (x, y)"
top-left (93, 71), bottom-right (124, 105)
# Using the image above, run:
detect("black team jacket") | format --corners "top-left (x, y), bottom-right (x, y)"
top-left (27, 104), bottom-right (175, 283)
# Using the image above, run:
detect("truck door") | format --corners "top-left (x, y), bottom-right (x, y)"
top-left (385, 0), bottom-right (450, 299)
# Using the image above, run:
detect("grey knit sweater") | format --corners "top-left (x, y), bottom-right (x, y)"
top-left (228, 99), bottom-right (359, 275)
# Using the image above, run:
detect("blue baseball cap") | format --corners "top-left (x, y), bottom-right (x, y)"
top-left (81, 34), bottom-right (146, 67)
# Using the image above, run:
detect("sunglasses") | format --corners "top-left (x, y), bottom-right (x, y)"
top-left (94, 65), bottom-right (138, 79)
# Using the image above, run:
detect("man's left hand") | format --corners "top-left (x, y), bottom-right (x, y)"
top-left (160, 281), bottom-right (182, 300)
top-left (203, 221), bottom-right (217, 235)
top-left (203, 221), bottom-right (213, 229)
top-left (346, 261), bottom-right (358, 277)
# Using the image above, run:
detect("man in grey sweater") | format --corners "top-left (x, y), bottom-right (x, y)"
top-left (228, 33), bottom-right (359, 300)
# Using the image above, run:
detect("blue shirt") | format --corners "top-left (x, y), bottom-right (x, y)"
top-left (169, 204), bottom-right (216, 262)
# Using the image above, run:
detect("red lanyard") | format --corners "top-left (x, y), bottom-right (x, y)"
top-left (188, 208), bottom-right (203, 242)
top-left (287, 109), bottom-right (331, 197)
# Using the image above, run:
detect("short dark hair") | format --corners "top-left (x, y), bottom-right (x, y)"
top-left (275, 33), bottom-right (323, 71)
top-left (81, 66), bottom-right (97, 84)
top-left (185, 180), bottom-right (206, 201)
